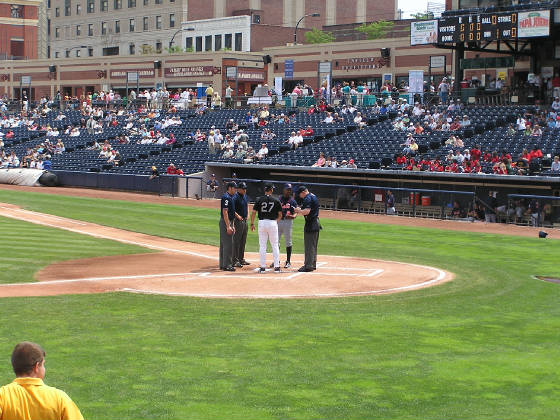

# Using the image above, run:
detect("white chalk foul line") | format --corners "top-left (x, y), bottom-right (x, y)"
top-left (118, 269), bottom-right (447, 298)
top-left (0, 206), bottom-right (88, 226)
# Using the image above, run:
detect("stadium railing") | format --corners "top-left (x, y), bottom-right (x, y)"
top-left (222, 177), bottom-right (475, 220)
top-left (506, 194), bottom-right (560, 228)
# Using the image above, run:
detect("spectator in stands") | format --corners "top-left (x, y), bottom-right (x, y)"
top-left (222, 146), bottom-right (234, 159)
top-left (449, 117), bottom-right (461, 131)
top-left (402, 137), bottom-right (418, 156)
top-left (54, 139), bottom-right (65, 155)
top-left (312, 152), bottom-right (326, 167)
top-left (552, 96), bottom-right (560, 113)
top-left (531, 124), bottom-right (542, 137)
top-left (149, 166), bottom-right (160, 180)
top-left (516, 115), bottom-right (526, 131)
top-left (303, 126), bottom-right (314, 136)
top-left (256, 143), bottom-right (268, 160)
top-left (460, 115), bottom-right (471, 128)
top-left (438, 77), bottom-right (450, 104)
top-left (347, 159), bottom-right (357, 169)
top-left (166, 163), bottom-right (178, 175)
top-left (244, 147), bottom-right (256, 163)
top-left (551, 155), bottom-right (560, 172)
top-left (529, 145), bottom-right (543, 160)
top-left (323, 112), bottom-right (334, 124)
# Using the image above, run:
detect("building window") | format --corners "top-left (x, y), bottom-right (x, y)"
top-left (65, 50), bottom-right (70, 58)
top-left (55, 27), bottom-right (60, 38)
top-left (88, 47), bottom-right (93, 56)
top-left (155, 16), bottom-right (161, 30)
top-left (101, 21), bottom-right (107, 35)
top-left (205, 35), bottom-right (212, 51)
top-left (102, 46), bottom-right (119, 56)
top-left (115, 20), bottom-right (120, 33)
top-left (128, 0), bottom-right (135, 7)
top-left (76, 3), bottom-right (81, 14)
top-left (185, 37), bottom-right (193, 50)
top-left (47, 18), bottom-right (51, 36)
top-left (155, 0), bottom-right (161, 3)
top-left (253, 14), bottom-right (260, 24)
top-left (55, 7), bottom-right (60, 16)
top-left (143, 17), bottom-right (148, 31)
top-left (47, 46), bottom-right (51, 58)
top-left (214, 34), bottom-right (221, 51)
top-left (114, 0), bottom-right (122, 8)
top-left (101, 0), bottom-right (108, 11)
top-left (76, 49), bottom-right (81, 57)
top-left (155, 41), bottom-right (162, 52)
top-left (87, 0), bottom-right (94, 13)
top-left (47, 0), bottom-right (51, 8)
top-left (88, 23), bottom-right (93, 35)
top-left (129, 43), bottom-right (135, 54)
top-left (234, 32), bottom-right (242, 51)
top-left (169, 13), bottom-right (175, 28)
top-left (224, 33), bottom-right (232, 49)
top-left (55, 52), bottom-right (60, 58)
top-left (170, 0), bottom-right (174, 2)
top-left (65, 0), bottom-right (71, 16)
top-left (129, 18), bottom-right (135, 31)
top-left (76, 25), bottom-right (81, 36)
top-left (195, 36), bottom-right (202, 52)
top-left (143, 0), bottom-right (148, 4)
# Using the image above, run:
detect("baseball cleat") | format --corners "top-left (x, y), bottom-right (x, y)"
top-left (233, 262), bottom-right (243, 268)
top-left (284, 261), bottom-right (291, 269)
top-left (258, 267), bottom-right (266, 273)
top-left (269, 263), bottom-right (274, 268)
top-left (274, 267), bottom-right (281, 273)
top-left (241, 260), bottom-right (250, 265)
top-left (298, 266), bottom-right (314, 272)
top-left (223, 266), bottom-right (236, 272)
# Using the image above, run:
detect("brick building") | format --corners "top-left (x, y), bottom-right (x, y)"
top-left (0, 0), bottom-right (44, 60)
top-left (47, 0), bottom-right (397, 58)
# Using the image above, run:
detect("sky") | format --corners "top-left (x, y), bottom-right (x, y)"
top-left (398, 0), bottom-right (431, 18)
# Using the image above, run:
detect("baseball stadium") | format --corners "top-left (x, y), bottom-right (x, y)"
top-left (1, 0), bottom-right (560, 418)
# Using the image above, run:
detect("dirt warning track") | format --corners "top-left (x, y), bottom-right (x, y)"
top-left (0, 203), bottom-right (452, 299)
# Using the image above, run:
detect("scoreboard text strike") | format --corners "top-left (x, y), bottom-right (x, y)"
top-left (438, 13), bottom-right (517, 43)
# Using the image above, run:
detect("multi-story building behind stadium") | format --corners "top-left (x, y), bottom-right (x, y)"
top-left (47, 0), bottom-right (397, 58)
top-left (0, 0), bottom-right (45, 60)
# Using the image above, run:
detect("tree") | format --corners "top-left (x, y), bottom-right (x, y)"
top-left (304, 28), bottom-right (335, 44)
top-left (165, 45), bottom-right (184, 54)
top-left (355, 20), bottom-right (394, 40)
top-left (411, 11), bottom-right (435, 20)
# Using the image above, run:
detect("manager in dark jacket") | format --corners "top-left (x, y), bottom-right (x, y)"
top-left (295, 185), bottom-right (321, 272)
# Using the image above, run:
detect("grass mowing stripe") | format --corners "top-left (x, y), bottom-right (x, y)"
top-left (0, 189), bottom-right (558, 419)
top-left (0, 216), bottom-right (150, 284)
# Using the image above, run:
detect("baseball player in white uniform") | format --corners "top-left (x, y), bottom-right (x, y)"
top-left (250, 184), bottom-right (282, 273)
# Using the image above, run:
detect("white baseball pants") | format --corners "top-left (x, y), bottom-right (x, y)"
top-left (258, 219), bottom-right (280, 269)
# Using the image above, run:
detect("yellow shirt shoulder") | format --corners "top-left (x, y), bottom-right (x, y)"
top-left (0, 378), bottom-right (83, 420)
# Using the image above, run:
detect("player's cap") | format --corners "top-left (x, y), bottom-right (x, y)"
top-left (283, 183), bottom-right (293, 190)
top-left (264, 183), bottom-right (274, 191)
top-left (296, 185), bottom-right (307, 194)
top-left (226, 181), bottom-right (237, 189)
top-left (237, 181), bottom-right (247, 189)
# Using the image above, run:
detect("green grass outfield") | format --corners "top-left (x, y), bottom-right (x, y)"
top-left (0, 188), bottom-right (559, 419)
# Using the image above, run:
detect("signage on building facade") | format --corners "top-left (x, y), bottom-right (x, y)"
top-left (237, 70), bottom-right (265, 81)
top-left (410, 20), bottom-right (438, 45)
top-left (284, 60), bottom-right (294, 79)
top-left (164, 66), bottom-right (215, 78)
top-left (110, 69), bottom-right (154, 78)
top-left (341, 57), bottom-right (387, 71)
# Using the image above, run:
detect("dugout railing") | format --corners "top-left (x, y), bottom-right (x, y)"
top-left (506, 194), bottom-right (560, 228)
top-left (222, 177), bottom-right (475, 220)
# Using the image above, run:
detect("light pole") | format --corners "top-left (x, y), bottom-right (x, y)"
top-left (66, 45), bottom-right (88, 58)
top-left (294, 13), bottom-right (320, 45)
top-left (169, 27), bottom-right (195, 50)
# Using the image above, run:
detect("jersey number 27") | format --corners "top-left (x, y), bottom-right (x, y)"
top-left (261, 201), bottom-right (274, 213)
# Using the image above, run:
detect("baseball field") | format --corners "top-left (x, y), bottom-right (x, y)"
top-left (0, 186), bottom-right (559, 419)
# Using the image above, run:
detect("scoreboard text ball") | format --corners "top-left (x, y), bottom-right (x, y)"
top-left (438, 12), bottom-right (517, 43)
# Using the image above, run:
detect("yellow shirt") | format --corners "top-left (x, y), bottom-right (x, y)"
top-left (205, 87), bottom-right (214, 96)
top-left (0, 378), bottom-right (83, 420)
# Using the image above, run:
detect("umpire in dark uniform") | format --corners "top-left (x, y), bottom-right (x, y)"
top-left (295, 185), bottom-right (321, 272)
top-left (219, 181), bottom-right (237, 271)
top-left (233, 181), bottom-right (250, 267)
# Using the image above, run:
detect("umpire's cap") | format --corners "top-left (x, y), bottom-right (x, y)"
top-left (226, 181), bottom-right (237, 189)
top-left (237, 181), bottom-right (247, 189)
top-left (283, 183), bottom-right (293, 190)
top-left (264, 183), bottom-right (274, 191)
top-left (297, 185), bottom-right (308, 194)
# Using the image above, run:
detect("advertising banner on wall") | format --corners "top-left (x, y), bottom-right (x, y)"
top-left (518, 10), bottom-right (550, 37)
top-left (409, 70), bottom-right (424, 103)
top-left (410, 20), bottom-right (438, 45)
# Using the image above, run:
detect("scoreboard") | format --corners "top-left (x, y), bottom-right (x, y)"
top-left (438, 12), bottom-right (517, 43)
